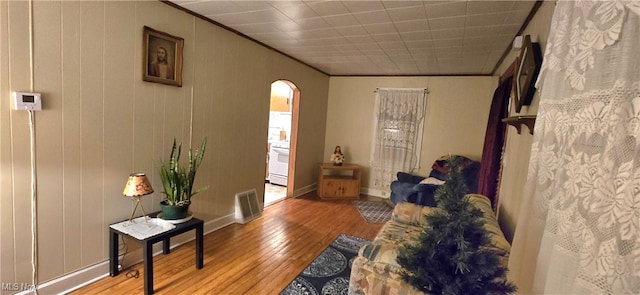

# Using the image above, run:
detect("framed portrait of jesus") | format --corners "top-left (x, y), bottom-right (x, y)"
top-left (143, 26), bottom-right (184, 87)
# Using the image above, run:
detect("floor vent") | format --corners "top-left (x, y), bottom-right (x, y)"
top-left (235, 189), bottom-right (262, 224)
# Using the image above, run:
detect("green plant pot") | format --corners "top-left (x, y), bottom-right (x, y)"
top-left (159, 200), bottom-right (190, 220)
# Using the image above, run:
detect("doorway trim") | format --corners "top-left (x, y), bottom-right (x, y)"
top-left (270, 79), bottom-right (300, 199)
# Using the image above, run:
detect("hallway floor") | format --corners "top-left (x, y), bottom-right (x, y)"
top-left (264, 182), bottom-right (286, 207)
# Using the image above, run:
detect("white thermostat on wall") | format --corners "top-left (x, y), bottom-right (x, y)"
top-left (13, 92), bottom-right (42, 111)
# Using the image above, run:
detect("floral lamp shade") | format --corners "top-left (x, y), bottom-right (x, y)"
top-left (123, 173), bottom-right (153, 225)
top-left (123, 173), bottom-right (154, 197)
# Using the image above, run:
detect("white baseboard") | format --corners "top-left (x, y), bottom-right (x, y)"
top-left (293, 183), bottom-right (317, 197)
top-left (24, 213), bottom-right (236, 295)
top-left (18, 185), bottom-right (388, 294)
top-left (291, 182), bottom-right (389, 200)
top-left (361, 187), bottom-right (390, 199)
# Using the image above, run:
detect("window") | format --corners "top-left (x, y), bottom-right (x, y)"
top-left (370, 88), bottom-right (428, 188)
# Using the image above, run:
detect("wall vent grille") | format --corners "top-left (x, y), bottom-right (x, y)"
top-left (235, 189), bottom-right (261, 224)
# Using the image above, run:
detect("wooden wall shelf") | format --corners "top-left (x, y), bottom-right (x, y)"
top-left (502, 115), bottom-right (536, 135)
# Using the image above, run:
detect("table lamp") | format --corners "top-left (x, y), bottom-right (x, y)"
top-left (123, 173), bottom-right (154, 226)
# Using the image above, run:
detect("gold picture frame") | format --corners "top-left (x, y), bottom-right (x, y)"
top-left (143, 26), bottom-right (183, 87)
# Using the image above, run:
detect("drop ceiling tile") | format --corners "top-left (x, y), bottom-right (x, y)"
top-left (280, 40), bottom-right (302, 48)
top-left (378, 41), bottom-right (406, 51)
top-left (424, 1), bottom-right (467, 19)
top-left (335, 47), bottom-right (361, 55)
top-left (400, 30), bottom-right (432, 41)
top-left (463, 53), bottom-right (490, 63)
top-left (274, 2), bottom-right (321, 19)
top-left (170, 0), bottom-right (539, 76)
top-left (465, 25), bottom-right (505, 37)
top-left (390, 54), bottom-right (415, 62)
top-left (322, 36), bottom-right (352, 46)
top-left (342, 0), bottom-right (386, 13)
top-left (368, 54), bottom-right (393, 63)
top-left (250, 31), bottom-right (294, 41)
top-left (289, 28), bottom-right (339, 40)
top-left (307, 28), bottom-right (343, 39)
top-left (348, 35), bottom-right (376, 44)
top-left (411, 52), bottom-right (436, 60)
top-left (386, 6), bottom-right (427, 22)
top-left (346, 55), bottom-right (373, 63)
top-left (382, 1), bottom-right (425, 9)
top-left (467, 1), bottom-right (513, 15)
top-left (322, 14), bottom-right (360, 27)
top-left (295, 38), bottom-right (329, 46)
top-left (232, 23), bottom-right (282, 34)
top-left (213, 9), bottom-right (288, 25)
top-left (267, 1), bottom-right (299, 9)
top-left (371, 33), bottom-right (402, 42)
top-left (404, 40), bottom-right (433, 49)
top-left (417, 64), bottom-right (440, 74)
top-left (294, 17), bottom-right (331, 29)
top-left (361, 48), bottom-right (386, 55)
top-left (428, 16), bottom-right (465, 30)
top-left (335, 25), bottom-right (369, 36)
top-left (395, 62), bottom-right (419, 72)
top-left (353, 42), bottom-right (383, 51)
top-left (430, 28), bottom-right (464, 40)
top-left (375, 63), bottom-right (400, 71)
top-left (395, 20), bottom-right (430, 33)
top-left (383, 48), bottom-right (411, 55)
top-left (181, 1), bottom-right (239, 16)
top-left (306, 1), bottom-right (350, 16)
top-left (466, 12), bottom-right (511, 26)
top-left (511, 0), bottom-right (536, 11)
top-left (353, 10), bottom-right (392, 25)
top-left (232, 1), bottom-right (275, 11)
top-left (362, 23), bottom-right (398, 35)
top-left (435, 47), bottom-right (462, 56)
top-left (272, 20), bottom-right (304, 32)
top-left (462, 43), bottom-right (495, 53)
top-left (463, 35), bottom-right (502, 46)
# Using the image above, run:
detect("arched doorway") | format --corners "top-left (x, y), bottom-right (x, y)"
top-left (265, 80), bottom-right (299, 206)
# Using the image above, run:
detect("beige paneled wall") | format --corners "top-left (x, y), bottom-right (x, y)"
top-left (493, 1), bottom-right (555, 242)
top-left (0, 0), bottom-right (329, 286)
top-left (325, 76), bottom-right (496, 196)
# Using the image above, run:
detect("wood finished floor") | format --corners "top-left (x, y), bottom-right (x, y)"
top-left (72, 192), bottom-right (385, 294)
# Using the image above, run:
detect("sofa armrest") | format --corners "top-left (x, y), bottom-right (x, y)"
top-left (391, 202), bottom-right (441, 226)
top-left (466, 194), bottom-right (511, 256)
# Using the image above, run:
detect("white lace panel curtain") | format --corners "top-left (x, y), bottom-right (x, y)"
top-left (509, 2), bottom-right (640, 294)
top-left (370, 88), bottom-right (427, 189)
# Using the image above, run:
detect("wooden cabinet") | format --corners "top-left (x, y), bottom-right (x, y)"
top-left (270, 93), bottom-right (290, 112)
top-left (318, 163), bottom-right (362, 199)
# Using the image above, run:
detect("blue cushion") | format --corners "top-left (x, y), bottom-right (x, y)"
top-left (396, 172), bottom-right (425, 184)
top-left (412, 184), bottom-right (439, 207)
top-left (390, 181), bottom-right (418, 204)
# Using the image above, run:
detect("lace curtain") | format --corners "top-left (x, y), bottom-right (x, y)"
top-left (370, 88), bottom-right (427, 188)
top-left (509, 1), bottom-right (640, 294)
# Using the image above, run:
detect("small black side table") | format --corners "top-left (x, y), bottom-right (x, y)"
top-left (109, 212), bottom-right (204, 295)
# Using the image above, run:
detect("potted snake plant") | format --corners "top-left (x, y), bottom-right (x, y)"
top-left (158, 138), bottom-right (208, 220)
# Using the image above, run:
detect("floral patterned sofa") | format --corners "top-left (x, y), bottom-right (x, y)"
top-left (348, 194), bottom-right (511, 294)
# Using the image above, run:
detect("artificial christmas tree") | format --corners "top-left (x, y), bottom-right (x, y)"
top-left (396, 156), bottom-right (516, 295)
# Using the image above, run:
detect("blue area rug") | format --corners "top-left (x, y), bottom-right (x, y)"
top-left (280, 234), bottom-right (369, 295)
top-left (353, 200), bottom-right (393, 223)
